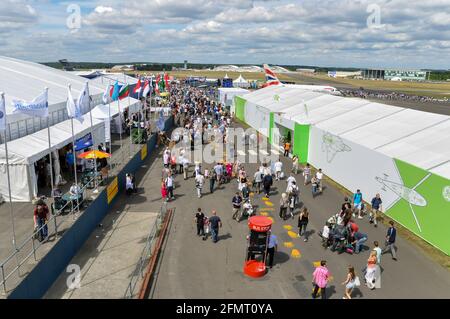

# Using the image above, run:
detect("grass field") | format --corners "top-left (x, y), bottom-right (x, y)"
top-left (308, 73), bottom-right (450, 98)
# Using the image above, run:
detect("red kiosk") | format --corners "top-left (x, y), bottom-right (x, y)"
top-left (243, 216), bottom-right (273, 278)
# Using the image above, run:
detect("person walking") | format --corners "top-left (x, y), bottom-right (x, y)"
top-left (312, 260), bottom-right (330, 299)
top-left (370, 193), bottom-right (382, 227)
top-left (342, 266), bottom-right (357, 299)
top-left (287, 181), bottom-right (299, 218)
top-left (292, 155), bottom-right (299, 174)
top-left (209, 170), bottom-right (217, 193)
top-left (303, 163), bottom-right (311, 185)
top-left (266, 232), bottom-right (278, 269)
top-left (353, 189), bottom-right (364, 219)
top-left (311, 176), bottom-right (319, 197)
top-left (182, 156), bottom-right (190, 180)
top-left (365, 251), bottom-right (379, 289)
top-left (195, 172), bottom-right (205, 198)
top-left (274, 159), bottom-right (283, 181)
top-left (279, 193), bottom-right (289, 220)
top-left (262, 173), bottom-right (273, 198)
top-left (382, 221), bottom-right (398, 260)
top-left (208, 210), bottom-right (222, 243)
top-left (315, 168), bottom-right (324, 193)
top-left (33, 202), bottom-right (50, 242)
top-left (253, 169), bottom-right (263, 194)
top-left (298, 207), bottom-right (309, 241)
top-left (352, 231), bottom-right (368, 254)
top-left (232, 192), bottom-right (243, 221)
top-left (165, 172), bottom-right (175, 201)
top-left (194, 208), bottom-right (205, 237)
top-left (161, 179), bottom-right (168, 202)
top-left (283, 141), bottom-right (291, 157)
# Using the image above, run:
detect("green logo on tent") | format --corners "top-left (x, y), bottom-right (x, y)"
top-left (443, 186), bottom-right (450, 202)
top-left (273, 94), bottom-right (280, 102)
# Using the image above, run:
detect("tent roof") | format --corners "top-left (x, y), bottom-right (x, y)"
top-left (0, 56), bottom-right (104, 118)
top-left (88, 73), bottom-right (138, 88)
top-left (0, 113), bottom-right (104, 165)
top-left (234, 74), bottom-right (248, 83)
top-left (238, 85), bottom-right (450, 179)
top-left (91, 97), bottom-right (141, 119)
top-left (218, 88), bottom-right (250, 93)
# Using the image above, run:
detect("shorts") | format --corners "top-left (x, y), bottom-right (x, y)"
top-left (354, 202), bottom-right (362, 209)
top-left (346, 281), bottom-right (355, 290)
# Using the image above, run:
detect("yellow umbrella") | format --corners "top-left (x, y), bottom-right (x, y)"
top-left (77, 150), bottom-right (111, 159)
top-left (159, 92), bottom-right (170, 97)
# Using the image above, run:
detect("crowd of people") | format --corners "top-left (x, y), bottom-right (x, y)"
top-left (340, 88), bottom-right (450, 104)
top-left (150, 83), bottom-right (402, 300)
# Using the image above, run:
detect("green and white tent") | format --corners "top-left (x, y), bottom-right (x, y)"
top-left (235, 85), bottom-right (450, 255)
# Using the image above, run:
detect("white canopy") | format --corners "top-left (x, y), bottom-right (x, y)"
top-left (237, 85), bottom-right (450, 179)
top-left (0, 113), bottom-right (105, 201)
top-left (233, 74), bottom-right (249, 88)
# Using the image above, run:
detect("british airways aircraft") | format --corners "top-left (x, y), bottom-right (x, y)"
top-left (262, 64), bottom-right (342, 95)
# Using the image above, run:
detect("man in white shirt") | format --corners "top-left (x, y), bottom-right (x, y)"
top-left (274, 160), bottom-right (283, 181)
top-left (165, 173), bottom-right (175, 200)
top-left (316, 168), bottom-right (324, 192)
top-left (286, 174), bottom-right (296, 189)
top-left (163, 149), bottom-right (170, 168)
top-left (195, 172), bottom-right (205, 198)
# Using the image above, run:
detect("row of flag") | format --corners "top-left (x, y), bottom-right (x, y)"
top-left (102, 73), bottom-right (171, 104)
top-left (0, 82), bottom-right (91, 132)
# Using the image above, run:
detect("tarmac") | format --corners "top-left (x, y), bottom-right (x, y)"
top-left (148, 120), bottom-right (450, 299)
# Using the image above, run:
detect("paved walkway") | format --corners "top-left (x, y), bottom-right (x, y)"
top-left (148, 121), bottom-right (450, 299)
top-left (45, 145), bottom-right (165, 299)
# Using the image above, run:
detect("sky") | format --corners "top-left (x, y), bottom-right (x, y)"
top-left (0, 0), bottom-right (450, 69)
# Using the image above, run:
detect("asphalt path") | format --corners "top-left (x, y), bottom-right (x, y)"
top-left (149, 122), bottom-right (450, 299)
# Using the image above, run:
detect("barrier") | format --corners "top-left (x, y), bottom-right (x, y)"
top-left (8, 117), bottom-right (172, 299)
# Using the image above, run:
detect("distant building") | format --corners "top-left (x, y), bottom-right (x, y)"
top-left (328, 71), bottom-right (362, 78)
top-left (184, 60), bottom-right (188, 69)
top-left (111, 64), bottom-right (135, 71)
top-left (362, 68), bottom-right (428, 81)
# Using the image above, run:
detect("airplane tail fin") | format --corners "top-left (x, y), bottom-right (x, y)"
top-left (263, 64), bottom-right (281, 87)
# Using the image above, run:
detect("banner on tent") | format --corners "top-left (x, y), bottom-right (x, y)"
top-left (75, 133), bottom-right (93, 151)
top-left (141, 144), bottom-right (148, 160)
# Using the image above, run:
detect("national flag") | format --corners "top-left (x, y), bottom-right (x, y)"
top-left (164, 73), bottom-right (170, 92)
top-left (12, 89), bottom-right (49, 118)
top-left (111, 81), bottom-right (120, 101)
top-left (142, 79), bottom-right (151, 97)
top-left (118, 84), bottom-right (129, 100)
top-left (0, 93), bottom-right (6, 131)
top-left (159, 74), bottom-right (166, 92)
top-left (157, 111), bottom-right (165, 131)
top-left (133, 79), bottom-right (142, 97)
top-left (77, 81), bottom-right (90, 115)
top-left (103, 84), bottom-right (111, 104)
top-left (67, 85), bottom-right (84, 123)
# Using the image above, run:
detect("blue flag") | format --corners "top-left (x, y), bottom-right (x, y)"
top-left (75, 132), bottom-right (93, 151)
top-left (111, 81), bottom-right (120, 101)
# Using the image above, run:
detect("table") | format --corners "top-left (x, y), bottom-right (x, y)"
top-left (62, 192), bottom-right (83, 211)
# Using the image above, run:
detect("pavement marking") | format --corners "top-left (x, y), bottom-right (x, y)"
top-left (283, 225), bottom-right (293, 230)
top-left (284, 242), bottom-right (294, 248)
top-left (287, 230), bottom-right (298, 238)
top-left (259, 208), bottom-right (274, 211)
top-left (237, 150), bottom-right (246, 156)
top-left (248, 150), bottom-right (258, 156)
top-left (260, 212), bottom-right (269, 216)
top-left (313, 261), bottom-right (321, 267)
top-left (291, 249), bottom-right (301, 258)
top-left (259, 150), bottom-right (268, 156)
top-left (271, 149), bottom-right (280, 155)
top-left (264, 201), bottom-right (274, 207)
top-left (267, 217), bottom-right (274, 223)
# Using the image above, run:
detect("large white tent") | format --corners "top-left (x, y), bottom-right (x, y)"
top-left (0, 56), bottom-right (105, 142)
top-left (233, 74), bottom-right (249, 88)
top-left (235, 85), bottom-right (450, 255)
top-left (218, 87), bottom-right (250, 112)
top-left (0, 113), bottom-right (105, 202)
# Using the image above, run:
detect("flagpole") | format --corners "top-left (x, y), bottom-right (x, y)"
top-left (45, 88), bottom-right (55, 200)
top-left (117, 93), bottom-right (123, 162)
top-left (127, 79), bottom-right (133, 157)
top-left (68, 85), bottom-right (80, 214)
top-left (86, 82), bottom-right (98, 193)
top-left (1, 92), bottom-right (18, 251)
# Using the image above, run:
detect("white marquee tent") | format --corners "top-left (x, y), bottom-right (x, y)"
top-left (0, 113), bottom-right (105, 202)
top-left (233, 74), bottom-right (249, 88)
top-left (0, 56), bottom-right (105, 142)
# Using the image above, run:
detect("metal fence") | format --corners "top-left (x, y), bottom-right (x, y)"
top-left (123, 202), bottom-right (169, 299)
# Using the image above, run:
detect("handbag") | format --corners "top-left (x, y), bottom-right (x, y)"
top-left (354, 276), bottom-right (361, 287)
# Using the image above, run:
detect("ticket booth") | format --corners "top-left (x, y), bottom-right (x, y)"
top-left (243, 216), bottom-right (273, 278)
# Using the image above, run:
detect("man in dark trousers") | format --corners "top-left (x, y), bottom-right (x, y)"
top-left (266, 232), bottom-right (278, 269)
top-left (194, 208), bottom-right (205, 237)
top-left (382, 220), bottom-right (397, 260)
top-left (263, 173), bottom-right (273, 198)
top-left (208, 210), bottom-right (222, 243)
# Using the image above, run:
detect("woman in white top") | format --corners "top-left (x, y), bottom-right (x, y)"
top-left (342, 266), bottom-right (357, 299)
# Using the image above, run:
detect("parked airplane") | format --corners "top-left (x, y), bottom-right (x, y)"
top-left (263, 64), bottom-right (342, 95)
